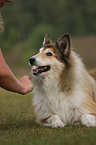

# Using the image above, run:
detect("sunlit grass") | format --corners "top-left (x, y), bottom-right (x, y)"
top-left (0, 88), bottom-right (96, 145)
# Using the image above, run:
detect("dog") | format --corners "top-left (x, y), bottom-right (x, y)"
top-left (29, 33), bottom-right (96, 128)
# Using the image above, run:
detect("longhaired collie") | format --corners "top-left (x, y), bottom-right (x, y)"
top-left (29, 33), bottom-right (96, 128)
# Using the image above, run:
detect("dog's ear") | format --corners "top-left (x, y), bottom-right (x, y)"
top-left (43, 34), bottom-right (52, 45)
top-left (57, 33), bottom-right (71, 59)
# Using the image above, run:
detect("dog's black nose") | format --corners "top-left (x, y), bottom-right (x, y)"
top-left (29, 57), bottom-right (36, 65)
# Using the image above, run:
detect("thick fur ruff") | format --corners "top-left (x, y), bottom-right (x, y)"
top-left (29, 33), bottom-right (96, 128)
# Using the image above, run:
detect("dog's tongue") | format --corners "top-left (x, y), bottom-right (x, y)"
top-left (33, 66), bottom-right (49, 75)
top-left (33, 66), bottom-right (47, 73)
top-left (33, 66), bottom-right (50, 75)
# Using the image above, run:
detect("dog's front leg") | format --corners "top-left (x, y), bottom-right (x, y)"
top-left (43, 115), bottom-right (65, 128)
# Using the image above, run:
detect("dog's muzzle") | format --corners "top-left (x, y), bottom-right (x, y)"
top-left (29, 57), bottom-right (36, 65)
top-left (29, 57), bottom-right (51, 75)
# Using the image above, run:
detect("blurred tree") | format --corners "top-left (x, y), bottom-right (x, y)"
top-left (0, 0), bottom-right (96, 51)
top-left (27, 24), bottom-right (54, 49)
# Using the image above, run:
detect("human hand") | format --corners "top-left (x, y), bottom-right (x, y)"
top-left (19, 76), bottom-right (33, 94)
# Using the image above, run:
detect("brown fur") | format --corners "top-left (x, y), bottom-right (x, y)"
top-left (89, 72), bottom-right (96, 80)
top-left (83, 95), bottom-right (96, 116)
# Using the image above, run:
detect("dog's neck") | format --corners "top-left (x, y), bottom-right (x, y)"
top-left (59, 67), bottom-right (74, 94)
top-left (32, 69), bottom-right (73, 95)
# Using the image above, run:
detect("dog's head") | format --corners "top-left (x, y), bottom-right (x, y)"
top-left (29, 33), bottom-right (71, 77)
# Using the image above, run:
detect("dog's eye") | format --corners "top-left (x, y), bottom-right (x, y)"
top-left (46, 52), bottom-right (53, 56)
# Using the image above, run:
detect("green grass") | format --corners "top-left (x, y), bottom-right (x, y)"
top-left (0, 89), bottom-right (96, 145)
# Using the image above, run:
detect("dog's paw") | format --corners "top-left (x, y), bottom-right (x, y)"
top-left (46, 115), bottom-right (65, 128)
top-left (51, 120), bottom-right (65, 128)
top-left (81, 114), bottom-right (96, 127)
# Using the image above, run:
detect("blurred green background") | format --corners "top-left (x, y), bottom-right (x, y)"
top-left (0, 0), bottom-right (96, 76)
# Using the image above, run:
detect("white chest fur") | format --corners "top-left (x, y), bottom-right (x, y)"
top-left (32, 76), bottom-right (84, 125)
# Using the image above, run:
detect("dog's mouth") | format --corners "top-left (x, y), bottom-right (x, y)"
top-left (32, 66), bottom-right (50, 75)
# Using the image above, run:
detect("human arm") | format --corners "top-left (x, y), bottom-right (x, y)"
top-left (0, 49), bottom-right (33, 94)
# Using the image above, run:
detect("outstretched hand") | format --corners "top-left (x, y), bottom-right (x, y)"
top-left (19, 76), bottom-right (33, 94)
